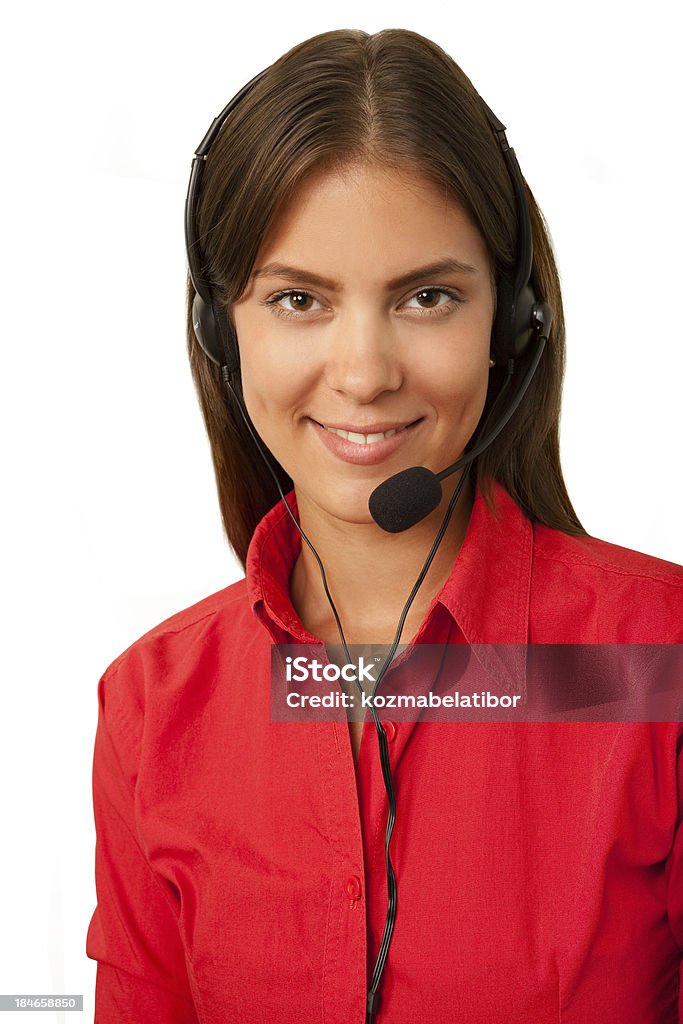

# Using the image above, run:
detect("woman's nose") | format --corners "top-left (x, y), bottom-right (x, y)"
top-left (323, 311), bottom-right (404, 402)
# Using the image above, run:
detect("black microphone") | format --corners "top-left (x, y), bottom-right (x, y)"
top-left (368, 307), bottom-right (551, 533)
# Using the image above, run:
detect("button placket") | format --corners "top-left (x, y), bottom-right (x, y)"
top-left (345, 874), bottom-right (362, 907)
top-left (380, 720), bottom-right (397, 743)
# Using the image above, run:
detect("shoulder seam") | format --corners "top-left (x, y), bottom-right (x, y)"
top-left (534, 550), bottom-right (683, 587)
top-left (102, 583), bottom-right (249, 679)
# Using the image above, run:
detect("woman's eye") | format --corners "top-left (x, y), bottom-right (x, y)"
top-left (403, 288), bottom-right (463, 315)
top-left (263, 290), bottom-right (323, 318)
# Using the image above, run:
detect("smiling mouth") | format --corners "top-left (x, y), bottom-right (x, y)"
top-left (312, 419), bottom-right (423, 445)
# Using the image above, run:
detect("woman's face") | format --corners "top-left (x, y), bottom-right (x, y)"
top-left (231, 161), bottom-right (496, 527)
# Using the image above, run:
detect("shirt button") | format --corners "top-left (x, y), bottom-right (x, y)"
top-left (345, 875), bottom-right (362, 900)
top-left (381, 721), bottom-right (397, 742)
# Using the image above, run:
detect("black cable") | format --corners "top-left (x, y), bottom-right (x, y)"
top-left (363, 361), bottom-right (514, 1018)
top-left (221, 358), bottom-right (515, 1021)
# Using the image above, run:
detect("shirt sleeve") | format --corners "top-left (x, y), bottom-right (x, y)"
top-left (86, 663), bottom-right (199, 1023)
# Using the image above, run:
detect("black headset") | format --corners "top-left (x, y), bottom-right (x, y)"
top-left (184, 58), bottom-right (552, 1023)
top-left (184, 67), bottom-right (551, 374)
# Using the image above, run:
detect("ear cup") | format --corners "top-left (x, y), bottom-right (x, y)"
top-left (191, 293), bottom-right (240, 372)
top-left (510, 281), bottom-right (539, 360)
top-left (492, 276), bottom-right (539, 362)
top-left (491, 276), bottom-right (514, 361)
top-left (192, 293), bottom-right (221, 364)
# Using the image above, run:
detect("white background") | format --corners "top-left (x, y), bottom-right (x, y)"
top-left (1, 0), bottom-right (681, 1019)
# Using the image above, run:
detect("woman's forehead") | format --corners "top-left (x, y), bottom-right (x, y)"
top-left (253, 161), bottom-right (490, 283)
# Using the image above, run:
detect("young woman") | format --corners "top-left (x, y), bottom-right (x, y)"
top-left (86, 27), bottom-right (683, 1023)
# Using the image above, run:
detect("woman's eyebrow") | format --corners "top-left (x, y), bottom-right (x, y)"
top-left (251, 257), bottom-right (478, 292)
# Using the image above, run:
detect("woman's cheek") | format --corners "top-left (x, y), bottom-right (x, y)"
top-left (418, 351), bottom-right (487, 410)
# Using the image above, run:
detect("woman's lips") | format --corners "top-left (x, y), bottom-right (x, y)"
top-left (307, 417), bottom-right (423, 466)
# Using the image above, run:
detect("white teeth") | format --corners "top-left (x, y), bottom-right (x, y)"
top-left (323, 424), bottom-right (408, 444)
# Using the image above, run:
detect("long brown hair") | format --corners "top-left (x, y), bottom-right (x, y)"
top-left (186, 27), bottom-right (587, 569)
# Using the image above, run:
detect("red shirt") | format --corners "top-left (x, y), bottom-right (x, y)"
top-left (86, 480), bottom-right (683, 1022)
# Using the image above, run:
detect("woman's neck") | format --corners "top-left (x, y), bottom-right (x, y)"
top-left (289, 472), bottom-right (474, 645)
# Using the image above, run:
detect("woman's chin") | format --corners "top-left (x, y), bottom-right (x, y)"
top-left (297, 480), bottom-right (383, 527)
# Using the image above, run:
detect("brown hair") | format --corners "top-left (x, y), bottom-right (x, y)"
top-left (186, 27), bottom-right (587, 569)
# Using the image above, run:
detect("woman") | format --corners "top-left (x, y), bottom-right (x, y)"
top-left (86, 27), bottom-right (683, 1023)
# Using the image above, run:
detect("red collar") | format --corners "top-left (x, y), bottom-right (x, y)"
top-left (246, 479), bottom-right (532, 653)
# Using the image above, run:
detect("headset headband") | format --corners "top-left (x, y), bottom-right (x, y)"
top-left (184, 62), bottom-right (543, 371)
